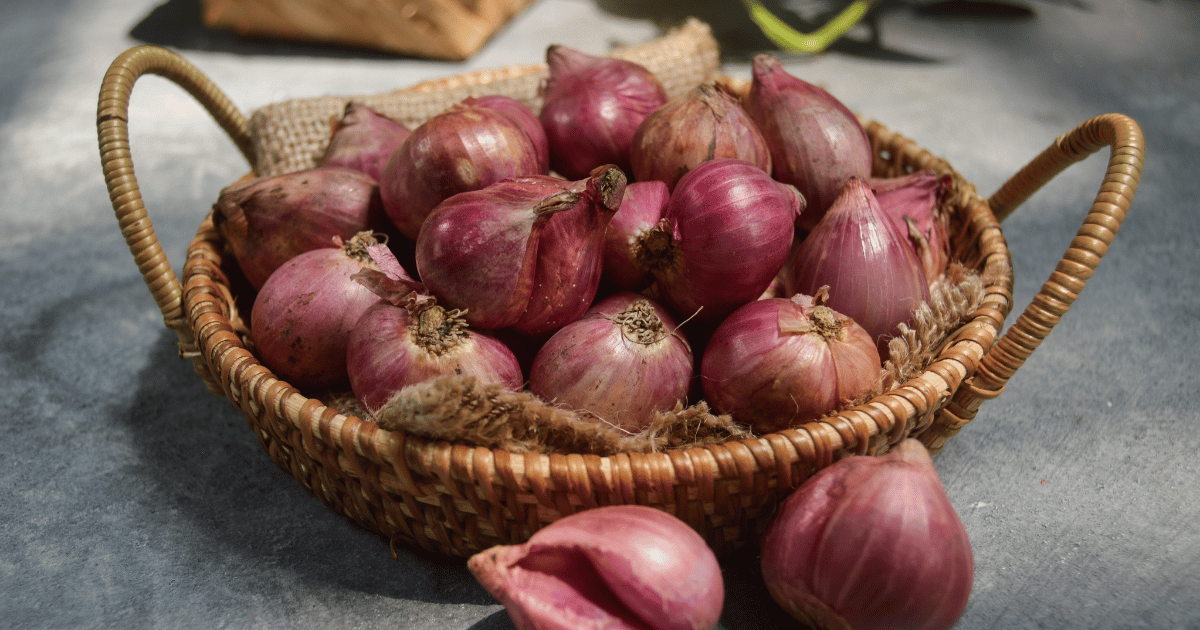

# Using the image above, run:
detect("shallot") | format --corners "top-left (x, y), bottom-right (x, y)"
top-left (320, 101), bottom-right (411, 182)
top-left (761, 439), bottom-right (974, 630)
top-left (415, 166), bottom-right (626, 335)
top-left (630, 81), bottom-right (771, 190)
top-left (601, 180), bottom-right (670, 291)
top-left (871, 170), bottom-right (953, 281)
top-left (539, 45), bottom-right (667, 180)
top-left (213, 166), bottom-right (387, 289)
top-left (249, 232), bottom-right (385, 390)
top-left (744, 53), bottom-right (873, 230)
top-left (528, 292), bottom-right (693, 432)
top-left (637, 158), bottom-right (804, 324)
top-left (347, 245), bottom-right (522, 412)
top-left (468, 505), bottom-right (724, 630)
top-left (475, 94), bottom-right (550, 174)
top-left (380, 98), bottom-right (541, 240)
top-left (701, 287), bottom-right (881, 433)
top-left (783, 176), bottom-right (930, 355)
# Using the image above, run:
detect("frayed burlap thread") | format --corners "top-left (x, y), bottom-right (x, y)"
top-left (370, 376), bottom-right (750, 455)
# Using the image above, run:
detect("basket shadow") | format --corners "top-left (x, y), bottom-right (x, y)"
top-left (121, 326), bottom-right (497, 606)
top-left (129, 0), bottom-right (405, 60)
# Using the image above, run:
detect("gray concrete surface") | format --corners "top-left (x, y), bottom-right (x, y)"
top-left (1, 0), bottom-right (1197, 628)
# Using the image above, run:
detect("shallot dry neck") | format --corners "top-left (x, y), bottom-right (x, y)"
top-left (412, 306), bottom-right (469, 355)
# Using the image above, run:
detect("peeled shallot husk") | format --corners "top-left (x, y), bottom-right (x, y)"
top-left (213, 166), bottom-right (387, 289)
top-left (870, 170), bottom-right (954, 282)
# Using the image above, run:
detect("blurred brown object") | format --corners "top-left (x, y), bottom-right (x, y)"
top-left (200, 0), bottom-right (539, 60)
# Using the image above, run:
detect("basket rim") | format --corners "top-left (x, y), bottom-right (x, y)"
top-left (181, 114), bottom-right (1014, 490)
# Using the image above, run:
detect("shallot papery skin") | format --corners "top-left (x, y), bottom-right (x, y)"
top-left (475, 95), bottom-right (551, 174)
top-left (745, 53), bottom-right (873, 231)
top-left (381, 99), bottom-right (541, 240)
top-left (528, 292), bottom-right (693, 432)
top-left (213, 166), bottom-right (387, 289)
top-left (601, 180), bottom-right (670, 291)
top-left (415, 167), bottom-right (625, 334)
top-left (761, 439), bottom-right (974, 630)
top-left (249, 236), bottom-right (384, 390)
top-left (784, 177), bottom-right (930, 355)
top-left (870, 170), bottom-right (953, 282)
top-left (700, 291), bottom-right (881, 434)
top-left (468, 505), bottom-right (724, 630)
top-left (630, 82), bottom-right (771, 191)
top-left (539, 45), bottom-right (668, 180)
top-left (643, 158), bottom-right (803, 325)
top-left (320, 101), bottom-right (411, 183)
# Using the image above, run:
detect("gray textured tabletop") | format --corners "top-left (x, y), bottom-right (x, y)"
top-left (2, 0), bottom-right (1197, 628)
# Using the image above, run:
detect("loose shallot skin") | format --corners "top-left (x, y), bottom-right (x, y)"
top-left (468, 505), bottom-right (724, 630)
top-left (745, 53), bottom-right (873, 231)
top-left (761, 439), bottom-right (974, 630)
top-left (528, 292), bottom-right (693, 432)
top-left (213, 166), bottom-right (387, 289)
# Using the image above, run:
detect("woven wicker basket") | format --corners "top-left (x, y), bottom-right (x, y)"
top-left (97, 21), bottom-right (1144, 558)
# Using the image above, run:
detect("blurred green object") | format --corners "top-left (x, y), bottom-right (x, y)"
top-left (740, 0), bottom-right (876, 54)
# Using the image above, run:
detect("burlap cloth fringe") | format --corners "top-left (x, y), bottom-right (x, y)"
top-left (247, 18), bottom-right (722, 178)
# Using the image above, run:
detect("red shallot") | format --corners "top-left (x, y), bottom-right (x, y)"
top-left (528, 292), bottom-right (692, 432)
top-left (630, 81), bottom-right (771, 190)
top-left (249, 232), bottom-right (385, 390)
top-left (539, 45), bottom-right (667, 180)
top-left (415, 166), bottom-right (626, 335)
top-left (701, 287), bottom-right (881, 434)
top-left (601, 180), bottom-right (670, 291)
top-left (637, 158), bottom-right (804, 324)
top-left (346, 245), bottom-right (522, 412)
top-left (475, 94), bottom-right (550, 175)
top-left (320, 101), bottom-right (411, 183)
top-left (761, 439), bottom-right (974, 630)
top-left (744, 53), bottom-right (873, 231)
top-left (468, 505), bottom-right (724, 630)
top-left (213, 166), bottom-right (387, 289)
top-left (380, 98), bottom-right (541, 240)
top-left (783, 176), bottom-right (930, 355)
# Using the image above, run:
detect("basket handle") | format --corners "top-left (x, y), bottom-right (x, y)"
top-left (97, 45), bottom-right (255, 388)
top-left (930, 113), bottom-right (1144, 445)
